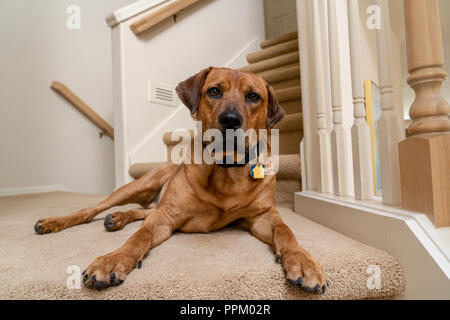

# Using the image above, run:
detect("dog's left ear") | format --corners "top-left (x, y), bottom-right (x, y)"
top-left (176, 67), bottom-right (212, 114)
top-left (266, 85), bottom-right (285, 128)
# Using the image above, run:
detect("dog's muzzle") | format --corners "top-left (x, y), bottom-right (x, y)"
top-left (218, 111), bottom-right (243, 130)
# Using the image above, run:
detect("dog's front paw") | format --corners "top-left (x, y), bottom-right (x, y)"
top-left (281, 249), bottom-right (328, 294)
top-left (83, 249), bottom-right (140, 289)
top-left (34, 217), bottom-right (67, 234)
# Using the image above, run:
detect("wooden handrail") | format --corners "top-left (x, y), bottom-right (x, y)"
top-left (130, 0), bottom-right (199, 35)
top-left (51, 81), bottom-right (114, 140)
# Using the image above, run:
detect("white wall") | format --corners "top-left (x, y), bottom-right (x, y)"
top-left (0, 0), bottom-right (135, 196)
top-left (112, 0), bottom-right (265, 186)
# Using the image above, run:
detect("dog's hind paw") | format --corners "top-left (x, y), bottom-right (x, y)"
top-left (104, 214), bottom-right (117, 232)
top-left (104, 210), bottom-right (148, 232)
top-left (104, 212), bottom-right (129, 232)
top-left (34, 217), bottom-right (66, 234)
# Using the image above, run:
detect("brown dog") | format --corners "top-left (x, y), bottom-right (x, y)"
top-left (34, 67), bottom-right (327, 294)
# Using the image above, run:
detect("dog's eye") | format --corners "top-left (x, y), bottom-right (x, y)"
top-left (246, 92), bottom-right (261, 103)
top-left (207, 87), bottom-right (222, 98)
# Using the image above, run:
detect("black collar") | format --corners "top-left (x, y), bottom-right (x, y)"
top-left (203, 141), bottom-right (262, 168)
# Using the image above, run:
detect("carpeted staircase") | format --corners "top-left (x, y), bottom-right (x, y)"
top-left (130, 31), bottom-right (303, 206)
top-left (0, 32), bottom-right (406, 300)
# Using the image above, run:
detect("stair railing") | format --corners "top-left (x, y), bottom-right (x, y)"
top-left (373, 0), bottom-right (405, 206)
top-left (130, 0), bottom-right (199, 35)
top-left (346, 0), bottom-right (374, 200)
top-left (327, 0), bottom-right (349, 197)
top-left (311, 0), bottom-right (333, 194)
top-left (398, 0), bottom-right (450, 227)
top-left (301, 0), bottom-right (449, 227)
top-left (51, 81), bottom-right (114, 140)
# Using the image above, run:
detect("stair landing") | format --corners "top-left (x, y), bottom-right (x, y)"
top-left (0, 192), bottom-right (406, 299)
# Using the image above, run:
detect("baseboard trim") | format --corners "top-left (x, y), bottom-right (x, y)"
top-left (0, 185), bottom-right (70, 197)
top-left (294, 191), bottom-right (450, 299)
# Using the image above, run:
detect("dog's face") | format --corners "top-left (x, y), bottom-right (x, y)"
top-left (176, 67), bottom-right (285, 135)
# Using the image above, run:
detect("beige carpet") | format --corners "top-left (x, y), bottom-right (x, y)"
top-left (239, 51), bottom-right (300, 74)
top-left (260, 31), bottom-right (299, 49)
top-left (247, 39), bottom-right (299, 64)
top-left (0, 192), bottom-right (405, 300)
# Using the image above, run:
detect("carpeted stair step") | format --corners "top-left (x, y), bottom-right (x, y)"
top-left (0, 192), bottom-right (406, 299)
top-left (247, 39), bottom-right (299, 64)
top-left (275, 113), bottom-right (303, 155)
top-left (276, 179), bottom-right (301, 206)
top-left (275, 154), bottom-right (301, 180)
top-left (274, 86), bottom-right (302, 103)
top-left (128, 156), bottom-right (301, 207)
top-left (258, 65), bottom-right (301, 87)
top-left (278, 130), bottom-right (302, 155)
top-left (280, 100), bottom-right (302, 114)
top-left (128, 154), bottom-right (301, 181)
top-left (239, 51), bottom-right (299, 74)
top-left (128, 162), bottom-right (167, 180)
top-left (260, 31), bottom-right (298, 49)
top-left (275, 112), bottom-right (303, 132)
top-left (271, 79), bottom-right (301, 90)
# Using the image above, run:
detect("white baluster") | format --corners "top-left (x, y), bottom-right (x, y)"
top-left (312, 0), bottom-right (333, 194)
top-left (375, 0), bottom-right (404, 205)
top-left (328, 0), bottom-right (349, 196)
top-left (347, 0), bottom-right (373, 200)
top-left (300, 139), bottom-right (306, 191)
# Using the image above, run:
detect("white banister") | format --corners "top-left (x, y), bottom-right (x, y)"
top-left (347, 0), bottom-right (373, 200)
top-left (327, 0), bottom-right (349, 196)
top-left (375, 0), bottom-right (405, 205)
top-left (312, 0), bottom-right (333, 194)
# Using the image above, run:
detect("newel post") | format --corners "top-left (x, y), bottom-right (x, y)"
top-left (399, 0), bottom-right (450, 227)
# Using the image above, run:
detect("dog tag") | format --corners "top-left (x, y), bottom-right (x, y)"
top-left (250, 164), bottom-right (265, 179)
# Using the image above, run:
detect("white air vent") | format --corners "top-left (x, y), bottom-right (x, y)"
top-left (148, 80), bottom-right (177, 107)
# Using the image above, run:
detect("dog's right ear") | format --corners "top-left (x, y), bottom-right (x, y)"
top-left (176, 67), bottom-right (212, 114)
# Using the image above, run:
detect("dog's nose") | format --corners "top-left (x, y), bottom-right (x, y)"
top-left (218, 111), bottom-right (243, 130)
